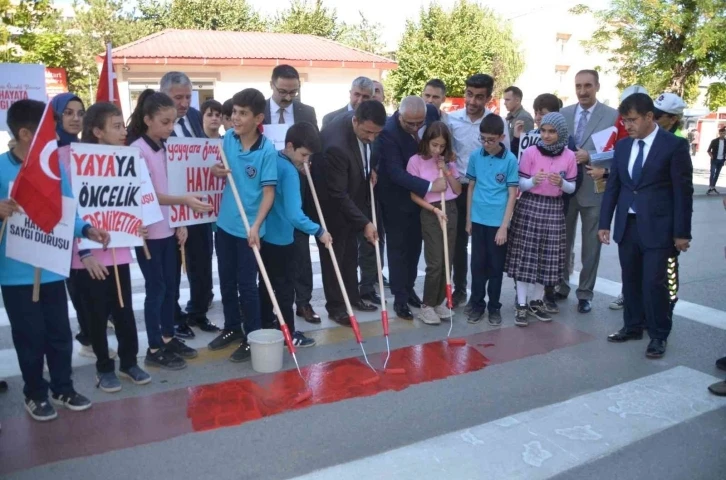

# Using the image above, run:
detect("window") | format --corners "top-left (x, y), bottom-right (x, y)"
top-left (556, 33), bottom-right (572, 54)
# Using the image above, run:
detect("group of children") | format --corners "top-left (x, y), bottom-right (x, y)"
top-left (0, 87), bottom-right (329, 422)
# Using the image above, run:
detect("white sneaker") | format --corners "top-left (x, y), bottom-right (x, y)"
top-left (78, 345), bottom-right (117, 359)
top-left (434, 305), bottom-right (453, 319)
top-left (609, 294), bottom-right (625, 310)
top-left (417, 306), bottom-right (441, 325)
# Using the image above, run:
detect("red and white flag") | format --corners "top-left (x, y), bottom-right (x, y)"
top-left (96, 43), bottom-right (121, 109)
top-left (10, 103), bottom-right (62, 233)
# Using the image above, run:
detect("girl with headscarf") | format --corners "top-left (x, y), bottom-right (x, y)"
top-left (505, 112), bottom-right (577, 327)
top-left (50, 94), bottom-right (117, 361)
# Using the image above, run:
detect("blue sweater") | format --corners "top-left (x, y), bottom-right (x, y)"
top-left (0, 151), bottom-right (89, 286)
top-left (263, 152), bottom-right (324, 246)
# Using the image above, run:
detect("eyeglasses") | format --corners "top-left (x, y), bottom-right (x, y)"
top-left (272, 84), bottom-right (299, 98)
top-left (401, 119), bottom-right (425, 130)
top-left (621, 116), bottom-right (643, 126)
top-left (63, 109), bottom-right (85, 119)
top-left (479, 135), bottom-right (499, 144)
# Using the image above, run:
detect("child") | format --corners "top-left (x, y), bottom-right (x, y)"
top-left (465, 115), bottom-right (518, 325)
top-left (0, 99), bottom-right (110, 421)
top-left (61, 102), bottom-right (152, 392)
top-left (406, 121), bottom-right (462, 325)
top-left (260, 122), bottom-right (331, 346)
top-left (210, 88), bottom-right (277, 363)
top-left (49, 93), bottom-right (108, 359)
top-left (221, 99), bottom-right (234, 132)
top-left (505, 112), bottom-right (577, 327)
top-left (201, 99), bottom-right (223, 139)
top-left (127, 89), bottom-right (213, 370)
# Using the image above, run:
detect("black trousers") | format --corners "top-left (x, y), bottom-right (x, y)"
top-left (291, 229), bottom-right (314, 308)
top-left (70, 265), bottom-right (139, 373)
top-left (383, 205), bottom-right (422, 305)
top-left (319, 225), bottom-right (360, 316)
top-left (469, 223), bottom-right (507, 313)
top-left (2, 281), bottom-right (74, 401)
top-left (619, 216), bottom-right (672, 340)
top-left (66, 276), bottom-right (91, 346)
top-left (260, 242), bottom-right (296, 331)
top-left (453, 183), bottom-right (469, 293)
top-left (358, 200), bottom-right (385, 296)
top-left (174, 223), bottom-right (214, 323)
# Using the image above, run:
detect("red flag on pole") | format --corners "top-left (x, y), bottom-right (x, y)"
top-left (10, 103), bottom-right (63, 233)
top-left (96, 43), bottom-right (121, 109)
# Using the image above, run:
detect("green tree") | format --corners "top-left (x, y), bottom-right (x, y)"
top-left (137, 0), bottom-right (266, 32)
top-left (272, 0), bottom-right (343, 40)
top-left (572, 0), bottom-right (726, 103)
top-left (706, 82), bottom-right (726, 111)
top-left (386, 0), bottom-right (524, 102)
top-left (339, 12), bottom-right (386, 55)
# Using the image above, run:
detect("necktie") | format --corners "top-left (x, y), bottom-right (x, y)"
top-left (278, 108), bottom-right (286, 124)
top-left (178, 117), bottom-right (193, 137)
top-left (575, 109), bottom-right (589, 146)
top-left (631, 139), bottom-right (645, 185)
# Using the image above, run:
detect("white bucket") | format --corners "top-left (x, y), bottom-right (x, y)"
top-left (247, 329), bottom-right (285, 373)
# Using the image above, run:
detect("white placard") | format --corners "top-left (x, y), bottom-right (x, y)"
top-left (137, 156), bottom-right (164, 226)
top-left (0, 63), bottom-right (47, 132)
top-left (6, 186), bottom-right (76, 277)
top-left (70, 143), bottom-right (144, 249)
top-left (262, 124), bottom-right (290, 151)
top-left (518, 131), bottom-right (541, 163)
top-left (166, 137), bottom-right (225, 227)
top-left (592, 126), bottom-right (618, 153)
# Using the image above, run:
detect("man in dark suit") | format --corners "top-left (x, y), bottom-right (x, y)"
top-left (598, 93), bottom-right (693, 359)
top-left (262, 65), bottom-right (321, 325)
top-left (374, 96), bottom-right (443, 319)
top-left (309, 101), bottom-right (386, 324)
top-left (161, 71), bottom-right (219, 337)
top-left (557, 69), bottom-right (619, 314)
top-left (706, 127), bottom-right (726, 194)
top-left (321, 77), bottom-right (374, 129)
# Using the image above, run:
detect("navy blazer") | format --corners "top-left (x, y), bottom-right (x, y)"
top-left (170, 106), bottom-right (205, 138)
top-left (374, 104), bottom-right (441, 213)
top-left (599, 127), bottom-right (693, 249)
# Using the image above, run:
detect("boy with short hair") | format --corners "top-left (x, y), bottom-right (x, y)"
top-left (210, 89), bottom-right (277, 363)
top-left (201, 99), bottom-right (223, 138)
top-left (260, 122), bottom-right (332, 347)
top-left (0, 99), bottom-right (110, 421)
top-left (465, 114), bottom-right (518, 325)
top-left (221, 99), bottom-right (234, 132)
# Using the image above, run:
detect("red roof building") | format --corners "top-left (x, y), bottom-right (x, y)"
top-left (107, 29), bottom-right (397, 120)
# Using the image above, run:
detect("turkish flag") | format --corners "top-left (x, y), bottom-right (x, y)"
top-left (96, 43), bottom-right (121, 109)
top-left (10, 103), bottom-right (62, 233)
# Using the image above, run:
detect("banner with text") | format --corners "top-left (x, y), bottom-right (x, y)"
top-left (166, 137), bottom-right (225, 227)
top-left (6, 182), bottom-right (76, 277)
top-left (517, 131), bottom-right (541, 163)
top-left (0, 64), bottom-right (47, 132)
top-left (70, 144), bottom-right (144, 249)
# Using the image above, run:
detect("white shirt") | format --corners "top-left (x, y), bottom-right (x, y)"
top-left (717, 138), bottom-right (725, 160)
top-left (270, 98), bottom-right (294, 124)
top-left (173, 115), bottom-right (195, 138)
top-left (627, 124), bottom-right (659, 213)
top-left (446, 108), bottom-right (510, 184)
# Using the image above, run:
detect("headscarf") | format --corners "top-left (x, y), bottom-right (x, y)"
top-left (536, 112), bottom-right (569, 156)
top-left (50, 93), bottom-right (84, 147)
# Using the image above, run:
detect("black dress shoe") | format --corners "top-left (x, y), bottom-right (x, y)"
top-left (296, 304), bottom-right (321, 324)
top-left (607, 328), bottom-right (644, 343)
top-left (577, 299), bottom-right (592, 313)
top-left (407, 291), bottom-right (422, 309)
top-left (395, 303), bottom-right (414, 320)
top-left (645, 338), bottom-right (667, 358)
top-left (360, 292), bottom-right (382, 306)
top-left (352, 300), bottom-right (377, 312)
top-left (330, 312), bottom-right (351, 326)
top-left (715, 356), bottom-right (726, 372)
top-left (0, 379), bottom-right (7, 393)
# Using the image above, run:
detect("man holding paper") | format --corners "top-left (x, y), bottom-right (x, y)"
top-left (556, 70), bottom-right (618, 314)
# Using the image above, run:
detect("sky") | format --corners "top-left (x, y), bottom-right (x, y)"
top-left (54, 0), bottom-right (611, 51)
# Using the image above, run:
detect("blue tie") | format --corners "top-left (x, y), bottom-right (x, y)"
top-left (631, 140), bottom-right (645, 185)
top-left (178, 117), bottom-right (193, 137)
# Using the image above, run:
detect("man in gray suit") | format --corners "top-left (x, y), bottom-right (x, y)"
top-left (322, 77), bottom-right (374, 129)
top-left (556, 69), bottom-right (619, 313)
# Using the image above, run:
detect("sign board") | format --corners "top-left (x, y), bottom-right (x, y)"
top-left (6, 182), bottom-right (76, 277)
top-left (262, 124), bottom-right (290, 151)
top-left (45, 68), bottom-right (68, 99)
top-left (0, 63), bottom-right (47, 132)
top-left (518, 131), bottom-right (541, 163)
top-left (166, 137), bottom-right (225, 227)
top-left (70, 143), bottom-right (144, 249)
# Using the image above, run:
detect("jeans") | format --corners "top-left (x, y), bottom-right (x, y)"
top-left (453, 183), bottom-right (469, 293)
top-left (469, 223), bottom-right (507, 312)
top-left (136, 236), bottom-right (177, 349)
top-left (710, 159), bottom-right (724, 187)
top-left (216, 227), bottom-right (260, 334)
top-left (260, 242), bottom-right (296, 331)
top-left (2, 281), bottom-right (74, 401)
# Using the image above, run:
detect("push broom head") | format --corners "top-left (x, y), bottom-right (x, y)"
top-left (446, 338), bottom-right (467, 346)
